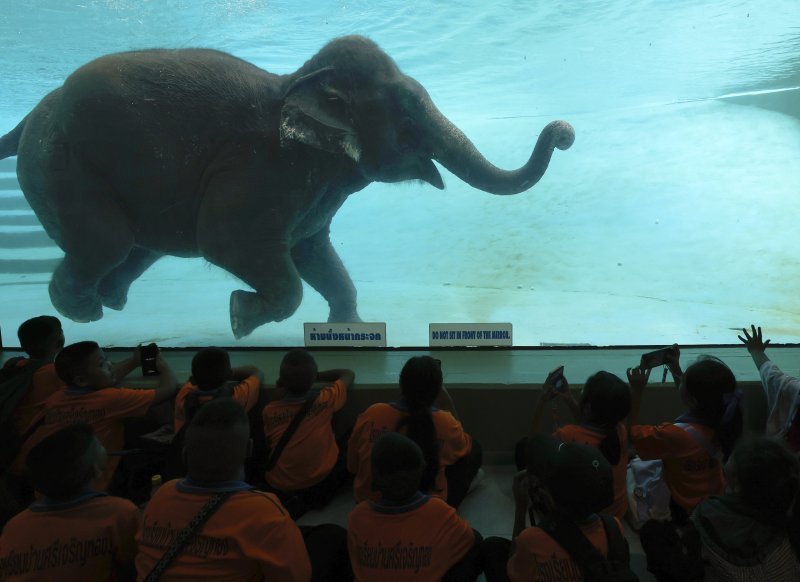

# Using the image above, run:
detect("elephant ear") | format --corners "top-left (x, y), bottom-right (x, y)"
top-left (280, 67), bottom-right (362, 162)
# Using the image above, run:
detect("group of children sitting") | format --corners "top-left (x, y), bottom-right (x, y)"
top-left (0, 317), bottom-right (799, 582)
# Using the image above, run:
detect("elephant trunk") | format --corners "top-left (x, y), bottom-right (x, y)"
top-left (423, 100), bottom-right (575, 195)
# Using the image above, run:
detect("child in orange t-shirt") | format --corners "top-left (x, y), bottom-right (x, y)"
top-left (347, 432), bottom-right (482, 582)
top-left (137, 398), bottom-right (350, 582)
top-left (15, 341), bottom-right (177, 491)
top-left (347, 356), bottom-right (481, 508)
top-left (173, 347), bottom-right (265, 433)
top-left (526, 369), bottom-right (632, 519)
top-left (628, 353), bottom-right (744, 519)
top-left (0, 423), bottom-right (140, 582)
top-left (483, 435), bottom-right (632, 582)
top-left (262, 349), bottom-right (354, 518)
top-left (2, 316), bottom-right (66, 435)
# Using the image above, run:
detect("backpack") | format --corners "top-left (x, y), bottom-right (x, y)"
top-left (161, 383), bottom-right (235, 481)
top-left (0, 357), bottom-right (48, 473)
top-left (540, 513), bottom-right (639, 582)
top-left (626, 422), bottom-right (723, 530)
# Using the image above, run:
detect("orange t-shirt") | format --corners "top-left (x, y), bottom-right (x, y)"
top-left (507, 516), bottom-right (625, 582)
top-left (15, 386), bottom-right (155, 489)
top-left (174, 376), bottom-right (262, 433)
top-left (6, 359), bottom-right (65, 434)
top-left (0, 492), bottom-right (139, 582)
top-left (135, 479), bottom-right (311, 582)
top-left (630, 422), bottom-right (725, 513)
top-left (553, 423), bottom-right (629, 519)
top-left (262, 380), bottom-right (347, 491)
top-left (347, 493), bottom-right (475, 581)
top-left (347, 402), bottom-right (473, 503)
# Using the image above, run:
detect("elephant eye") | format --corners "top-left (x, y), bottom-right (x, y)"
top-left (322, 87), bottom-right (345, 104)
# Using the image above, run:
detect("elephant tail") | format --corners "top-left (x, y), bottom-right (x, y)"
top-left (0, 116), bottom-right (27, 159)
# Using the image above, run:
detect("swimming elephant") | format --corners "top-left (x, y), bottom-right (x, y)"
top-left (0, 35), bottom-right (574, 338)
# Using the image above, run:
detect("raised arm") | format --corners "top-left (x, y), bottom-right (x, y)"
top-left (738, 324), bottom-right (771, 370)
top-left (627, 366), bottom-right (651, 426)
top-left (150, 356), bottom-right (178, 406)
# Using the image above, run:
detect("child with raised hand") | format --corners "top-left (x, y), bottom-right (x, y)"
top-left (738, 324), bottom-right (800, 450)
top-left (528, 369), bottom-right (632, 519)
top-left (0, 423), bottom-right (140, 582)
top-left (347, 355), bottom-right (481, 508)
top-left (262, 348), bottom-right (354, 518)
top-left (347, 432), bottom-right (482, 581)
top-left (691, 436), bottom-right (800, 581)
top-left (628, 353), bottom-right (743, 521)
top-left (14, 341), bottom-right (177, 491)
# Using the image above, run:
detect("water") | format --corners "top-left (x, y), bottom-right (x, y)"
top-left (1, 0), bottom-right (798, 347)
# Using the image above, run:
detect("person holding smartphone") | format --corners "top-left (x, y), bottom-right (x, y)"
top-left (526, 366), bottom-right (632, 519)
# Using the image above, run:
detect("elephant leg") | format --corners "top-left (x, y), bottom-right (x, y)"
top-left (97, 247), bottom-right (163, 310)
top-left (291, 229), bottom-right (361, 323)
top-left (48, 185), bottom-right (134, 323)
top-left (198, 220), bottom-right (304, 338)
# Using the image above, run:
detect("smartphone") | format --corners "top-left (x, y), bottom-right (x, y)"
top-left (140, 343), bottom-right (159, 376)
top-left (640, 347), bottom-right (673, 370)
top-left (547, 365), bottom-right (565, 391)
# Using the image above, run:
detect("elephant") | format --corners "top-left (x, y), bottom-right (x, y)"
top-left (0, 35), bottom-right (575, 338)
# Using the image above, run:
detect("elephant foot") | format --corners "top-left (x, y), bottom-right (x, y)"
top-left (49, 277), bottom-right (103, 323)
top-left (98, 279), bottom-right (128, 311)
top-left (230, 290), bottom-right (270, 339)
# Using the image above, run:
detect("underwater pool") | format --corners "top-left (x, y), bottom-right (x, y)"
top-left (0, 0), bottom-right (798, 347)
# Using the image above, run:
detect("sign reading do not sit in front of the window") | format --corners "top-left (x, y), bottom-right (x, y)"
top-left (429, 323), bottom-right (512, 347)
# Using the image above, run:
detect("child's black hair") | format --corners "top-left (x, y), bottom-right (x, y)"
top-left (371, 432), bottom-right (425, 502)
top-left (185, 398), bottom-right (250, 482)
top-left (683, 356), bottom-right (742, 460)
top-left (54, 341), bottom-right (100, 385)
top-left (279, 349), bottom-right (317, 395)
top-left (26, 423), bottom-right (98, 501)
top-left (580, 371), bottom-right (631, 465)
top-left (17, 315), bottom-right (62, 359)
top-left (397, 356), bottom-right (442, 494)
top-left (191, 347), bottom-right (232, 390)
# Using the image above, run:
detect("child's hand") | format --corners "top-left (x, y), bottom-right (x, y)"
top-left (155, 355), bottom-right (171, 374)
top-left (512, 470), bottom-right (531, 510)
top-left (738, 324), bottom-right (771, 354)
top-left (665, 344), bottom-right (681, 370)
top-left (627, 366), bottom-right (651, 393)
top-left (543, 375), bottom-right (568, 401)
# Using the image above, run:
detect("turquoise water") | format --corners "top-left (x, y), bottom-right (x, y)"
top-left (1, 1), bottom-right (799, 347)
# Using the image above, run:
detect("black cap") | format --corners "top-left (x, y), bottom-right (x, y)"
top-left (524, 434), bottom-right (614, 518)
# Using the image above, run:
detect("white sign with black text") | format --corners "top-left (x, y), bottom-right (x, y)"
top-left (429, 323), bottom-right (513, 346)
top-left (303, 323), bottom-right (387, 347)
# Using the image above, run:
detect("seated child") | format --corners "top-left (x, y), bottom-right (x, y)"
top-left (347, 356), bottom-right (481, 508)
top-left (0, 423), bottom-right (139, 582)
top-left (2, 315), bottom-right (66, 435)
top-left (628, 354), bottom-right (743, 520)
top-left (527, 369), bottom-right (631, 519)
top-left (14, 341), bottom-right (177, 490)
top-left (173, 347), bottom-right (265, 432)
top-left (739, 324), bottom-right (800, 451)
top-left (262, 349), bottom-right (353, 517)
top-left (691, 436), bottom-right (800, 581)
top-left (484, 435), bottom-right (630, 582)
top-left (136, 399), bottom-right (315, 581)
top-left (347, 432), bottom-right (482, 581)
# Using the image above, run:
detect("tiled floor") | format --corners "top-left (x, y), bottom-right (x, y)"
top-left (298, 464), bottom-right (655, 581)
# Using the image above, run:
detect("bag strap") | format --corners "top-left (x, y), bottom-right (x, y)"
top-left (541, 515), bottom-right (612, 579)
top-left (674, 422), bottom-right (723, 463)
top-left (265, 393), bottom-right (316, 472)
top-left (144, 490), bottom-right (234, 582)
top-left (598, 514), bottom-right (631, 567)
